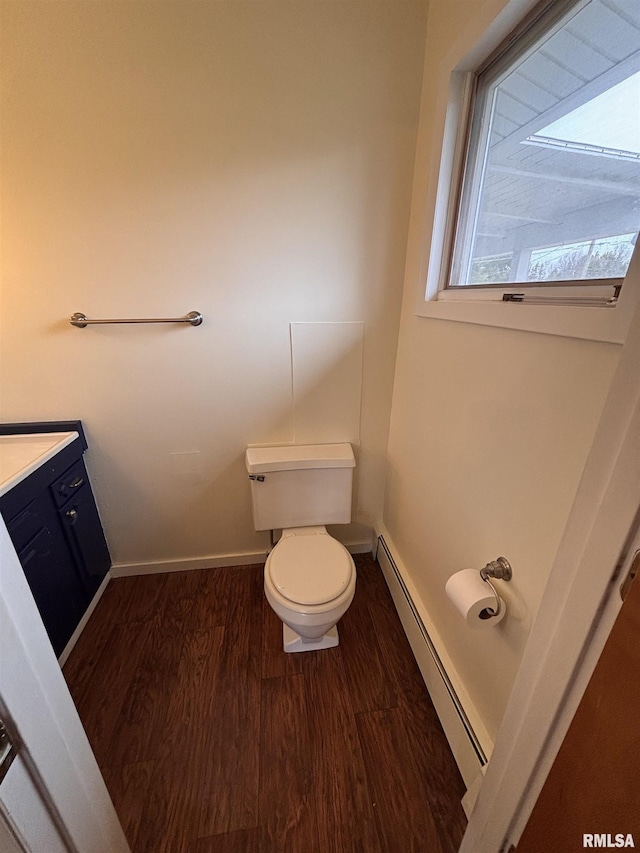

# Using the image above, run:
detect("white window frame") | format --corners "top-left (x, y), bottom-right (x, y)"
top-left (414, 0), bottom-right (639, 344)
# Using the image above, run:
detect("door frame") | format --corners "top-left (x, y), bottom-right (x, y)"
top-left (461, 249), bottom-right (640, 851)
top-left (0, 517), bottom-right (130, 853)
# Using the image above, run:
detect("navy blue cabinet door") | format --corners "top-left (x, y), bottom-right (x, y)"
top-left (60, 480), bottom-right (110, 598)
top-left (12, 496), bottom-right (88, 656)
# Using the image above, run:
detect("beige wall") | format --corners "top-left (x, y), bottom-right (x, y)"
top-left (0, 1), bottom-right (428, 565)
top-left (384, 0), bottom-right (623, 741)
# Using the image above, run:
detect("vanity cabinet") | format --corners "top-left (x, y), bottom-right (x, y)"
top-left (0, 424), bottom-right (111, 657)
top-left (7, 488), bottom-right (90, 657)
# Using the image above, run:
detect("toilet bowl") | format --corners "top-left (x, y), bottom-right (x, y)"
top-left (264, 526), bottom-right (356, 653)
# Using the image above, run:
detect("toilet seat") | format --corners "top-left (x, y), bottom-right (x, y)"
top-left (267, 531), bottom-right (354, 606)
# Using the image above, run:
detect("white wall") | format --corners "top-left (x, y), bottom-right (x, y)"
top-left (0, 1), bottom-right (428, 566)
top-left (383, 0), bottom-right (623, 742)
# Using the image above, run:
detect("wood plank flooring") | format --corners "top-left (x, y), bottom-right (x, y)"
top-left (63, 554), bottom-right (467, 852)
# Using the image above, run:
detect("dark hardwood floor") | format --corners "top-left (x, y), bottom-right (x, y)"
top-left (63, 553), bottom-right (467, 852)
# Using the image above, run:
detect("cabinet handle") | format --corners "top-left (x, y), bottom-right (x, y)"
top-left (69, 477), bottom-right (84, 489)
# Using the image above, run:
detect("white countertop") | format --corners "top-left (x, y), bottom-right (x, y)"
top-left (0, 432), bottom-right (79, 498)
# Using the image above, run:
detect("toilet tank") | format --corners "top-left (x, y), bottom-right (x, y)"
top-left (245, 443), bottom-right (355, 531)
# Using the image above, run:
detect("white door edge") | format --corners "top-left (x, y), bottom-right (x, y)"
top-left (0, 519), bottom-right (130, 853)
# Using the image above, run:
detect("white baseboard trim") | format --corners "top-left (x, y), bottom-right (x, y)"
top-left (343, 540), bottom-right (375, 555)
top-left (110, 539), bottom-right (373, 578)
top-left (58, 572), bottom-right (110, 667)
top-left (110, 551), bottom-right (269, 577)
top-left (374, 523), bottom-right (493, 790)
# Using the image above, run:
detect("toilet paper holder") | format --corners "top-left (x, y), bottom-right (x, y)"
top-left (479, 557), bottom-right (512, 619)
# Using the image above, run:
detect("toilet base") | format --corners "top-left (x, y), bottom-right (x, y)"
top-left (283, 623), bottom-right (339, 653)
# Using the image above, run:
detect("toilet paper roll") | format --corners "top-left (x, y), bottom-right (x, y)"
top-left (445, 568), bottom-right (506, 629)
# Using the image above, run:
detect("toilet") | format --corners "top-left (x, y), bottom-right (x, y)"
top-left (245, 443), bottom-right (357, 653)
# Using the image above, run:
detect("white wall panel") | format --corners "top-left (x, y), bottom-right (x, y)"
top-left (291, 321), bottom-right (364, 445)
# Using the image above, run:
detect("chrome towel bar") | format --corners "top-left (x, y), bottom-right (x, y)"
top-left (69, 311), bottom-right (203, 328)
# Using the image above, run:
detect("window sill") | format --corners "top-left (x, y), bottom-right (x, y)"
top-left (415, 247), bottom-right (639, 343)
top-left (415, 277), bottom-right (637, 344)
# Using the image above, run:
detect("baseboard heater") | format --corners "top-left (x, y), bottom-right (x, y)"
top-left (377, 535), bottom-right (488, 768)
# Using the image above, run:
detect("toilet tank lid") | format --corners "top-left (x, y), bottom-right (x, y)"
top-left (245, 443), bottom-right (355, 474)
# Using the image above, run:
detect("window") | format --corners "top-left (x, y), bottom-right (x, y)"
top-left (422, 0), bottom-right (640, 335)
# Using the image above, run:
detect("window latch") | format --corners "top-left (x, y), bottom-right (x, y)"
top-left (502, 292), bottom-right (619, 307)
